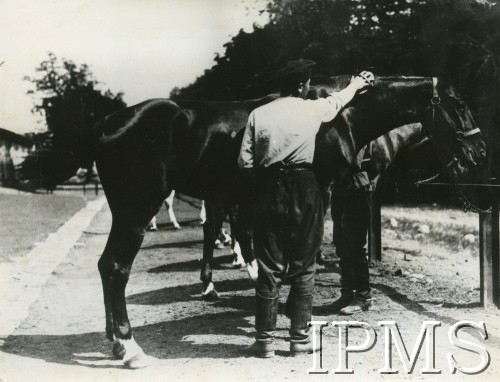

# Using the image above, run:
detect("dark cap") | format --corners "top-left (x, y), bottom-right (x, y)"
top-left (274, 59), bottom-right (316, 79)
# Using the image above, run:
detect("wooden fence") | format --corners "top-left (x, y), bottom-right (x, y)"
top-left (368, 182), bottom-right (500, 308)
top-left (55, 180), bottom-right (102, 196)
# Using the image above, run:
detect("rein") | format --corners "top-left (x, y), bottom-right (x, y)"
top-left (415, 77), bottom-right (490, 213)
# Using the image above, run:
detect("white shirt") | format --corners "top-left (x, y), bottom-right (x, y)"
top-left (238, 92), bottom-right (349, 169)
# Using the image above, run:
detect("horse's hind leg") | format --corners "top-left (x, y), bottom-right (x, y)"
top-left (200, 200), bottom-right (206, 224)
top-left (233, 199), bottom-right (258, 282)
top-left (165, 190), bottom-right (181, 229)
top-left (98, 218), bottom-right (153, 368)
top-left (201, 200), bottom-right (225, 300)
top-left (227, 205), bottom-right (244, 268)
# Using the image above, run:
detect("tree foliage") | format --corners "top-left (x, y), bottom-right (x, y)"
top-left (172, 0), bottom-right (499, 119)
top-left (24, 52), bottom-right (126, 159)
top-left (170, 0), bottom-right (499, 185)
top-left (22, 52), bottom-right (127, 187)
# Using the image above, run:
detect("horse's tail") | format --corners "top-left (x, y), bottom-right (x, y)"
top-left (17, 124), bottom-right (98, 191)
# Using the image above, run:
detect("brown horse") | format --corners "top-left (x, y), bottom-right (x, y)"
top-left (18, 76), bottom-right (486, 368)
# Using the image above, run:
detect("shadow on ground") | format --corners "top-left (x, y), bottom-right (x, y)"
top-left (147, 254), bottom-right (237, 273)
top-left (154, 218), bottom-right (204, 230)
top-left (1, 311), bottom-right (254, 368)
top-left (141, 239), bottom-right (204, 251)
top-left (127, 278), bottom-right (254, 305)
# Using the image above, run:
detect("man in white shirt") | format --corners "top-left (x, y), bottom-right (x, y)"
top-left (238, 59), bottom-right (373, 358)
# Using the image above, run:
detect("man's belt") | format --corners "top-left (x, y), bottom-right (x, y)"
top-left (259, 161), bottom-right (314, 175)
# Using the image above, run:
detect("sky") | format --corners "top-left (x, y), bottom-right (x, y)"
top-left (0, 0), bottom-right (269, 134)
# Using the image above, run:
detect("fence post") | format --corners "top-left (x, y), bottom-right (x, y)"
top-left (368, 191), bottom-right (382, 261)
top-left (479, 192), bottom-right (500, 308)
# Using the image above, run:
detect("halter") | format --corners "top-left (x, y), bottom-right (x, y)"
top-left (429, 78), bottom-right (482, 169)
top-left (418, 77), bottom-right (490, 213)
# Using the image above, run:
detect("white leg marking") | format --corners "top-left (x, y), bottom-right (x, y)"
top-left (232, 241), bottom-right (245, 267)
top-left (117, 337), bottom-right (143, 362)
top-left (246, 259), bottom-right (258, 283)
top-left (200, 200), bottom-right (206, 224)
top-left (166, 190), bottom-right (181, 229)
top-left (222, 229), bottom-right (231, 245)
top-left (149, 216), bottom-right (158, 230)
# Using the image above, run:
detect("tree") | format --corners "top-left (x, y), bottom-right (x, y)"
top-left (170, 0), bottom-right (499, 198)
top-left (24, 52), bottom-right (126, 186)
top-left (173, 0), bottom-right (498, 103)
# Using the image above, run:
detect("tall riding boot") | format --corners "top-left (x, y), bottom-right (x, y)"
top-left (332, 213), bottom-right (356, 311)
top-left (248, 294), bottom-right (279, 358)
top-left (289, 294), bottom-right (316, 356)
top-left (353, 249), bottom-right (371, 300)
top-left (340, 250), bottom-right (372, 315)
top-left (331, 251), bottom-right (355, 311)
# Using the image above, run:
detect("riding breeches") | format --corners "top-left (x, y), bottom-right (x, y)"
top-left (253, 167), bottom-right (323, 341)
top-left (331, 186), bottom-right (372, 298)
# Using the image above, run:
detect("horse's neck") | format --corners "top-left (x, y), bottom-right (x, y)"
top-left (360, 123), bottom-right (424, 177)
top-left (383, 123), bottom-right (424, 161)
top-left (347, 77), bottom-right (433, 152)
top-left (244, 93), bottom-right (280, 111)
top-left (310, 76), bottom-right (351, 98)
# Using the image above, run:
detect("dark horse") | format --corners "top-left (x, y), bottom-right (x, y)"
top-left (202, 77), bottom-right (487, 297)
top-left (18, 76), bottom-right (486, 368)
top-left (328, 113), bottom-right (490, 309)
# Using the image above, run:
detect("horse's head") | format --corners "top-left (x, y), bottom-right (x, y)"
top-left (425, 79), bottom-right (487, 185)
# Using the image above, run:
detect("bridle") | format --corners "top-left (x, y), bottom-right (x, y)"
top-left (416, 77), bottom-right (489, 213)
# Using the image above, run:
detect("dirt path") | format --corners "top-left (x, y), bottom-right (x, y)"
top-left (0, 197), bottom-right (499, 381)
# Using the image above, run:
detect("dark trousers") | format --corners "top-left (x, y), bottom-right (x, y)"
top-left (254, 168), bottom-right (323, 341)
top-left (331, 186), bottom-right (371, 299)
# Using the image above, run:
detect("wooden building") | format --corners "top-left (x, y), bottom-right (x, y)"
top-left (0, 127), bottom-right (32, 187)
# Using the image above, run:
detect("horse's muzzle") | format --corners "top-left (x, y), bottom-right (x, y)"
top-left (451, 142), bottom-right (487, 181)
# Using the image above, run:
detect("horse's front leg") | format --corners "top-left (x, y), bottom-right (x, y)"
top-left (98, 219), bottom-right (152, 369)
top-left (232, 200), bottom-right (258, 282)
top-left (201, 201), bottom-right (225, 300)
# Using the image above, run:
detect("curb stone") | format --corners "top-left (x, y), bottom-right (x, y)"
top-left (0, 196), bottom-right (107, 338)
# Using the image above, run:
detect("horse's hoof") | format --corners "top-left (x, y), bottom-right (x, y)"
top-left (124, 351), bottom-right (154, 369)
top-left (112, 341), bottom-right (126, 360)
top-left (202, 289), bottom-right (219, 301)
top-left (174, 225), bottom-right (181, 230)
top-left (201, 282), bottom-right (220, 301)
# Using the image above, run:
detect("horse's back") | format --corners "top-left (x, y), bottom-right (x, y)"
top-left (97, 98), bottom-right (180, 144)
